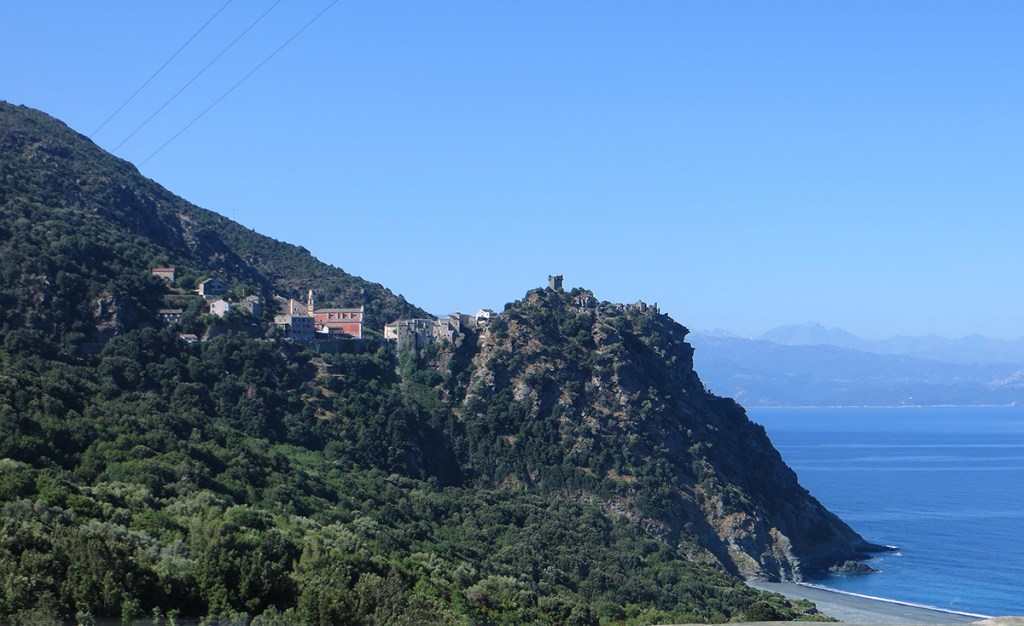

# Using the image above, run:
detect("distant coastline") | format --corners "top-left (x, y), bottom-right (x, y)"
top-left (689, 331), bottom-right (1024, 408)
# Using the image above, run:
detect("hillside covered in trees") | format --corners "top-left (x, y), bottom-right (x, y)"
top-left (0, 101), bottom-right (875, 624)
top-left (0, 101), bottom-right (424, 346)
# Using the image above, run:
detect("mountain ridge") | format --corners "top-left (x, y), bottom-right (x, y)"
top-left (750, 321), bottom-right (1024, 366)
top-left (690, 332), bottom-right (1024, 407)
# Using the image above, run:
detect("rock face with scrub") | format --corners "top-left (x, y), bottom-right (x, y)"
top-left (443, 284), bottom-right (882, 581)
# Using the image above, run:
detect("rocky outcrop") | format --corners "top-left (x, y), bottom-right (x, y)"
top-left (443, 286), bottom-right (882, 581)
top-left (829, 560), bottom-right (880, 574)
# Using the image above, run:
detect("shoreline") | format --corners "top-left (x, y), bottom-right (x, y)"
top-left (749, 582), bottom-right (988, 624)
top-left (748, 404), bottom-right (1020, 409)
top-left (797, 582), bottom-right (991, 620)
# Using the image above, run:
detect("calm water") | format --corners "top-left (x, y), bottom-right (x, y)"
top-left (748, 406), bottom-right (1024, 618)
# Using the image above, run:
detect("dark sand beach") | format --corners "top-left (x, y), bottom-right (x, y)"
top-left (748, 582), bottom-right (989, 624)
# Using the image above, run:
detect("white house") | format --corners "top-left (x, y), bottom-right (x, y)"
top-left (476, 308), bottom-right (498, 325)
top-left (209, 299), bottom-right (231, 318)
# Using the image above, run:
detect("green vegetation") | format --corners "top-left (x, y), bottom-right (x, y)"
top-left (0, 100), bottom-right (843, 623)
top-left (0, 332), bottom-right (812, 624)
top-left (0, 101), bottom-right (425, 336)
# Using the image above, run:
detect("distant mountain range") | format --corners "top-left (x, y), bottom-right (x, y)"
top-left (690, 323), bottom-right (1024, 407)
top-left (756, 322), bottom-right (1024, 365)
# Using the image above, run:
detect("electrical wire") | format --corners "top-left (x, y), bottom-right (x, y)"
top-left (112, 0), bottom-right (286, 154)
top-left (139, 0), bottom-right (340, 166)
top-left (90, 0), bottom-right (234, 138)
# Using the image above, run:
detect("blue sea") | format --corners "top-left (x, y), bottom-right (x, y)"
top-left (748, 406), bottom-right (1024, 618)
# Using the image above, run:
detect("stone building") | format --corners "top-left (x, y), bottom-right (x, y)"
top-left (274, 298), bottom-right (314, 342)
top-left (274, 313), bottom-right (314, 342)
top-left (384, 315), bottom-right (462, 351)
top-left (240, 295), bottom-right (263, 317)
top-left (198, 278), bottom-right (229, 298)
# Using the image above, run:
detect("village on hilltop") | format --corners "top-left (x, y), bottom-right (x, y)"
top-left (151, 266), bottom-right (499, 350)
top-left (154, 270), bottom-right (658, 352)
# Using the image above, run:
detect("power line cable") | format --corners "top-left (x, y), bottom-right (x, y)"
top-left (112, 0), bottom-right (286, 154)
top-left (139, 0), bottom-right (340, 166)
top-left (90, 0), bottom-right (235, 138)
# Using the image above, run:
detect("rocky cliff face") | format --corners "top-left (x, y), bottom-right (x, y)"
top-left (440, 287), bottom-right (880, 580)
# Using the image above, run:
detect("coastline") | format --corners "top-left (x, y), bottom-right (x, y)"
top-left (749, 407), bottom-right (1024, 618)
top-left (748, 404), bottom-right (1020, 409)
top-left (748, 582), bottom-right (988, 624)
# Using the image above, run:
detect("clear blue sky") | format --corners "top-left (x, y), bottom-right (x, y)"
top-left (4, 2), bottom-right (1023, 339)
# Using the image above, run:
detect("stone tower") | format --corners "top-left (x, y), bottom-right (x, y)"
top-left (548, 275), bottom-right (564, 291)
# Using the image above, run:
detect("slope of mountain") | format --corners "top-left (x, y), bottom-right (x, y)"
top-left (0, 100), bottom-right (426, 345)
top-left (0, 101), bottom-right (864, 623)
top-left (690, 333), bottom-right (1024, 406)
top-left (447, 290), bottom-right (880, 579)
